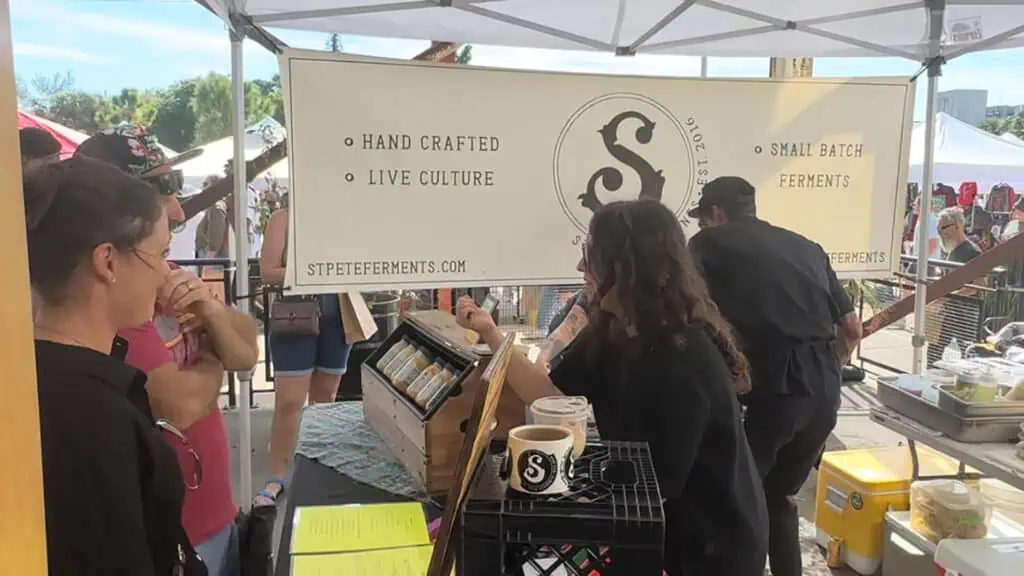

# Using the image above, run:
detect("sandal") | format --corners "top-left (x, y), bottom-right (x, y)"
top-left (253, 476), bottom-right (287, 507)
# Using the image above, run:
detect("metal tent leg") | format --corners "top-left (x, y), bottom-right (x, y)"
top-left (229, 14), bottom-right (253, 506)
top-left (911, 1), bottom-right (945, 375)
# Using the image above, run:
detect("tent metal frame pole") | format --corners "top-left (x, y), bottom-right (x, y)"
top-left (229, 11), bottom-right (253, 506)
top-left (700, 56), bottom-right (708, 77)
top-left (912, 0), bottom-right (946, 375)
top-left (912, 65), bottom-right (941, 374)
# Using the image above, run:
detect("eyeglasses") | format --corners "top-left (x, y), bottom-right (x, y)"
top-left (156, 419), bottom-right (203, 490)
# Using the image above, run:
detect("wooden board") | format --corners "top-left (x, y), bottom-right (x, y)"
top-left (0, 0), bottom-right (48, 571)
top-left (862, 232), bottom-right (1024, 337)
top-left (427, 333), bottom-right (516, 576)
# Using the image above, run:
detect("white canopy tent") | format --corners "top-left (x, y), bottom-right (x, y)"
top-left (909, 112), bottom-right (1024, 184)
top-left (195, 0), bottom-right (1024, 502)
top-left (1001, 131), bottom-right (1024, 146)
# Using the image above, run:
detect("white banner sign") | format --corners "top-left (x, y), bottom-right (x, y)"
top-left (279, 50), bottom-right (914, 293)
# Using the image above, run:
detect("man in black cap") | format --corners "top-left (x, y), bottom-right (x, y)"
top-left (688, 176), bottom-right (862, 576)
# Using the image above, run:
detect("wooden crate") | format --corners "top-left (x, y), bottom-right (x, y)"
top-left (361, 311), bottom-right (526, 494)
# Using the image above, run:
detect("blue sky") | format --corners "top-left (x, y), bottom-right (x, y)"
top-left (11, 0), bottom-right (1024, 119)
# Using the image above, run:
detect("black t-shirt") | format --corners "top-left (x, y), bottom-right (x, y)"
top-left (690, 218), bottom-right (852, 401)
top-left (550, 326), bottom-right (768, 576)
top-left (947, 239), bottom-right (982, 264)
top-left (35, 340), bottom-right (202, 576)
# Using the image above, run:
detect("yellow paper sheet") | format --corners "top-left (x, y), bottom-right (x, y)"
top-left (291, 545), bottom-right (434, 576)
top-left (290, 502), bottom-right (429, 555)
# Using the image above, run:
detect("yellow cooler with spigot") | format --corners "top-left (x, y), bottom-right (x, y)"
top-left (814, 446), bottom-right (975, 575)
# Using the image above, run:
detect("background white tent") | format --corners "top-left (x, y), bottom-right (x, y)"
top-left (177, 116), bottom-right (288, 191)
top-left (909, 112), bottom-right (1024, 184)
top-left (169, 117), bottom-right (283, 261)
top-left (197, 0), bottom-right (1024, 502)
top-left (1001, 132), bottom-right (1024, 146)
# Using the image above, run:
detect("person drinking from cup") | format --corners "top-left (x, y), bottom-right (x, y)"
top-left (457, 200), bottom-right (768, 576)
top-left (76, 124), bottom-right (260, 576)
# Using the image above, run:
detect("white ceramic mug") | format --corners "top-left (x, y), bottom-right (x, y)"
top-left (502, 424), bottom-right (575, 495)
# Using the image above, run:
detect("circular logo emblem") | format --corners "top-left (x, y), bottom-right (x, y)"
top-left (563, 446), bottom-right (576, 485)
top-left (850, 492), bottom-right (864, 511)
top-left (553, 93), bottom-right (698, 233)
top-left (517, 449), bottom-right (557, 493)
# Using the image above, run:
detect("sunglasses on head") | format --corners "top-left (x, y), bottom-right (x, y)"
top-left (146, 169), bottom-right (184, 196)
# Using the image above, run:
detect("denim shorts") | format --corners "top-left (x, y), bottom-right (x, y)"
top-left (195, 522), bottom-right (239, 576)
top-left (270, 294), bottom-right (353, 377)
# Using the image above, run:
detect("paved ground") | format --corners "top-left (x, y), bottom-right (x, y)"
top-left (222, 337), bottom-right (910, 575)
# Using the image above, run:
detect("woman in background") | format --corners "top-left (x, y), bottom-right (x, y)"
top-left (458, 200), bottom-right (768, 576)
top-left (256, 198), bottom-right (352, 505)
top-left (26, 157), bottom-right (204, 575)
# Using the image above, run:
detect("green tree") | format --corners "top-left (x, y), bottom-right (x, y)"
top-left (28, 71), bottom-right (75, 108)
top-left (18, 69), bottom-right (288, 149)
top-left (248, 74), bottom-right (285, 124)
top-left (192, 72), bottom-right (233, 144)
top-left (42, 91), bottom-right (106, 133)
top-left (456, 45), bottom-right (473, 64)
top-left (150, 79), bottom-right (198, 151)
top-left (15, 76), bottom-right (31, 109)
top-left (980, 117), bottom-right (1006, 135)
top-left (245, 83), bottom-right (276, 124)
top-left (96, 88), bottom-right (141, 126)
top-left (1007, 114), bottom-right (1024, 139)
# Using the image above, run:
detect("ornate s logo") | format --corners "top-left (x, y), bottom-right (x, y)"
top-left (517, 449), bottom-right (557, 493)
top-left (563, 446), bottom-right (576, 485)
top-left (553, 93), bottom-right (699, 233)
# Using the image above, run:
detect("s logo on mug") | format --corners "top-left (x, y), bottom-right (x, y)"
top-left (507, 425), bottom-right (574, 495)
top-left (518, 450), bottom-right (557, 492)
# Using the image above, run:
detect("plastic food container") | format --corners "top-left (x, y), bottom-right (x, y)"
top-left (529, 396), bottom-right (589, 457)
top-left (923, 369), bottom-right (957, 385)
top-left (910, 479), bottom-right (990, 544)
top-left (949, 368), bottom-right (1000, 403)
top-left (980, 479), bottom-right (1024, 525)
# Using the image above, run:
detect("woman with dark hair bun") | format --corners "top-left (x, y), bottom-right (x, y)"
top-left (26, 156), bottom-right (206, 575)
top-left (458, 200), bottom-right (768, 576)
top-left (19, 126), bottom-right (62, 172)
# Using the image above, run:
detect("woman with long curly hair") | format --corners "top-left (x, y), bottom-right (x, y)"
top-left (457, 200), bottom-right (768, 576)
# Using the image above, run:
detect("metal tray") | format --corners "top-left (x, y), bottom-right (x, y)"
top-left (878, 378), bottom-right (1022, 443)
top-left (936, 383), bottom-right (1024, 418)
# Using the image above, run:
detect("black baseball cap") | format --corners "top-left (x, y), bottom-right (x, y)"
top-left (75, 123), bottom-right (201, 195)
top-left (686, 176), bottom-right (756, 219)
